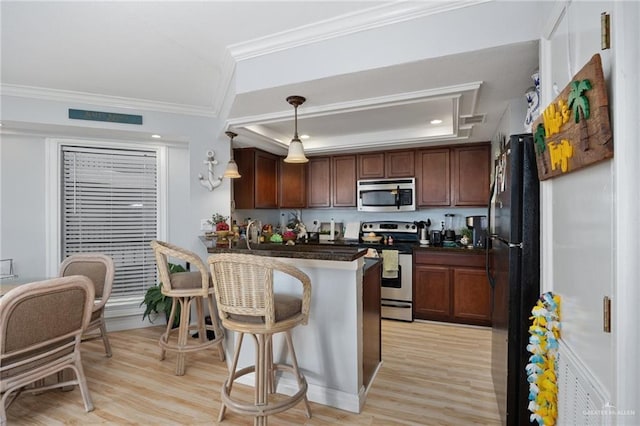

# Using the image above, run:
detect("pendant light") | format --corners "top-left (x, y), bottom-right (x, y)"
top-left (284, 95), bottom-right (309, 163)
top-left (223, 131), bottom-right (241, 179)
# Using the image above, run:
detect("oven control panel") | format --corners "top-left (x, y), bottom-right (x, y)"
top-left (361, 221), bottom-right (418, 234)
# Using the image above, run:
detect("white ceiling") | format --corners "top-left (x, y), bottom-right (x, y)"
top-left (1, 1), bottom-right (540, 155)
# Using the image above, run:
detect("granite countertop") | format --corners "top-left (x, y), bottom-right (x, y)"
top-left (200, 237), bottom-right (368, 262)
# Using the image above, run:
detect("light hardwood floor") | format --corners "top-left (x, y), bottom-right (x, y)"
top-left (6, 320), bottom-right (500, 425)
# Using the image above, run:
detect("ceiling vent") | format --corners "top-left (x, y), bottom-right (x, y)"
top-left (460, 114), bottom-right (486, 128)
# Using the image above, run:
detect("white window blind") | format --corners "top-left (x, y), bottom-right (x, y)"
top-left (61, 145), bottom-right (158, 298)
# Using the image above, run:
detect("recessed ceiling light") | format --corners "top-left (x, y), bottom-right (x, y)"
top-left (430, 119), bottom-right (443, 125)
top-left (151, 134), bottom-right (162, 139)
top-left (300, 134), bottom-right (310, 140)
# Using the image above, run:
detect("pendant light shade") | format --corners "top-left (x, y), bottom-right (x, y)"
top-left (223, 131), bottom-right (241, 179)
top-left (223, 159), bottom-right (241, 179)
top-left (284, 95), bottom-right (309, 163)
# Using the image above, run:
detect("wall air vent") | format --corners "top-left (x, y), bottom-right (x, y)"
top-left (460, 114), bottom-right (486, 127)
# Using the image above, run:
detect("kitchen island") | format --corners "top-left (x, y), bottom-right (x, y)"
top-left (201, 237), bottom-right (381, 413)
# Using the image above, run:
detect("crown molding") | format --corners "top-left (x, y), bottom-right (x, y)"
top-left (229, 0), bottom-right (490, 61)
top-left (227, 82), bottom-right (482, 127)
top-left (0, 84), bottom-right (219, 118)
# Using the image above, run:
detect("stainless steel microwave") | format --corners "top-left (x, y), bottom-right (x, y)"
top-left (357, 178), bottom-right (416, 212)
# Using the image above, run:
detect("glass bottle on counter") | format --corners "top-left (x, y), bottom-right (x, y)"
top-left (232, 220), bottom-right (240, 240)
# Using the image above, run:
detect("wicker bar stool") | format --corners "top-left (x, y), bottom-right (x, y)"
top-left (208, 253), bottom-right (312, 425)
top-left (150, 240), bottom-right (225, 376)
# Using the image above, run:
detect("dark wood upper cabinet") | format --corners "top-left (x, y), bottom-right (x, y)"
top-left (307, 156), bottom-right (331, 208)
top-left (415, 148), bottom-right (450, 206)
top-left (233, 148), bottom-right (255, 210)
top-left (358, 150), bottom-right (414, 179)
top-left (233, 148), bottom-right (279, 209)
top-left (234, 143), bottom-right (489, 210)
top-left (451, 144), bottom-right (490, 206)
top-left (358, 153), bottom-right (385, 179)
top-left (254, 150), bottom-right (279, 208)
top-left (332, 155), bottom-right (357, 207)
top-left (385, 150), bottom-right (414, 177)
top-left (279, 160), bottom-right (307, 208)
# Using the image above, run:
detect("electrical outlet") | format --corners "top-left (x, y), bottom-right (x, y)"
top-left (200, 219), bottom-right (212, 231)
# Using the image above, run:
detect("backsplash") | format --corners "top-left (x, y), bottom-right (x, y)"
top-left (234, 207), bottom-right (487, 234)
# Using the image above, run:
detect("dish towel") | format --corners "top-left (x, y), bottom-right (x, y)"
top-left (381, 250), bottom-right (399, 279)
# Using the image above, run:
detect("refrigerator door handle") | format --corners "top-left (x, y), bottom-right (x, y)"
top-left (492, 234), bottom-right (523, 249)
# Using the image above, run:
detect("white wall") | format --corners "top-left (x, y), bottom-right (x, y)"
top-left (610, 0), bottom-right (640, 420)
top-left (235, 2), bottom-right (551, 94)
top-left (0, 94), bottom-right (233, 329)
top-left (0, 95), bottom-right (233, 264)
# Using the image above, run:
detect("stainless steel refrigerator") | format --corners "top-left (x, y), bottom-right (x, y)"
top-left (486, 133), bottom-right (540, 425)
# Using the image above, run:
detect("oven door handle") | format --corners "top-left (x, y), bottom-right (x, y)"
top-left (381, 301), bottom-right (412, 308)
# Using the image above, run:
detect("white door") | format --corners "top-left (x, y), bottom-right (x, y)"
top-left (540, 1), bottom-right (639, 422)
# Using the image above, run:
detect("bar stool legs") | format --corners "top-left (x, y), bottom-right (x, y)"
top-left (159, 294), bottom-right (225, 376)
top-left (218, 331), bottom-right (311, 425)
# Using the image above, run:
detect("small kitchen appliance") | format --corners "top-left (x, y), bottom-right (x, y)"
top-left (414, 219), bottom-right (431, 245)
top-left (359, 221), bottom-right (419, 322)
top-left (430, 230), bottom-right (443, 246)
top-left (443, 213), bottom-right (456, 244)
top-left (357, 178), bottom-right (416, 212)
top-left (466, 215), bottom-right (488, 248)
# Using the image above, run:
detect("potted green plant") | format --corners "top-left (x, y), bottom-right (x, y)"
top-left (140, 262), bottom-right (186, 327)
top-left (208, 213), bottom-right (229, 232)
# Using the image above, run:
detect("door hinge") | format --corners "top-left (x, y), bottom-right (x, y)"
top-left (601, 12), bottom-right (611, 50)
top-left (603, 296), bottom-right (611, 333)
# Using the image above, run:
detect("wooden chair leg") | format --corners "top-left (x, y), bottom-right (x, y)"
top-left (206, 294), bottom-right (226, 362)
top-left (71, 360), bottom-right (94, 412)
top-left (219, 332), bottom-right (244, 423)
top-left (284, 331), bottom-right (312, 418)
top-left (99, 319), bottom-right (112, 357)
top-left (175, 297), bottom-right (191, 376)
top-left (267, 336), bottom-right (276, 394)
top-left (195, 297), bottom-right (206, 344)
top-left (160, 298), bottom-right (178, 361)
top-left (255, 334), bottom-right (268, 426)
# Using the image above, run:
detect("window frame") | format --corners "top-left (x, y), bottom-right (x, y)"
top-left (46, 138), bottom-right (168, 314)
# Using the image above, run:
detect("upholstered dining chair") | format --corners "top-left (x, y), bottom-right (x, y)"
top-left (208, 253), bottom-right (312, 426)
top-left (150, 240), bottom-right (225, 376)
top-left (59, 253), bottom-right (115, 357)
top-left (0, 276), bottom-right (95, 425)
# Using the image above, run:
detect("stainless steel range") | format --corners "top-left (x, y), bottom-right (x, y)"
top-left (360, 221), bottom-right (418, 322)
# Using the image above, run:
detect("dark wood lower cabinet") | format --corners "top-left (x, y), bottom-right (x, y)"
top-left (413, 265), bottom-right (451, 321)
top-left (362, 259), bottom-right (381, 388)
top-left (452, 267), bottom-right (491, 324)
top-left (413, 250), bottom-right (491, 326)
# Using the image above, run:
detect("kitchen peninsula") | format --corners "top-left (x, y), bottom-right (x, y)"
top-left (201, 237), bottom-right (381, 413)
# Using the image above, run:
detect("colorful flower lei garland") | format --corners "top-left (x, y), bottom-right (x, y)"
top-left (526, 292), bottom-right (561, 426)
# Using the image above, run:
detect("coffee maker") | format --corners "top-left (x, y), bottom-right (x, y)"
top-left (466, 215), bottom-right (487, 248)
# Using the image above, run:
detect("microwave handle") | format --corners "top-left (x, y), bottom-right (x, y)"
top-left (395, 185), bottom-right (400, 209)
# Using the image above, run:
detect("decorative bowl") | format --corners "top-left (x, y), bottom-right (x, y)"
top-left (216, 230), bottom-right (230, 240)
top-left (362, 235), bottom-right (382, 243)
